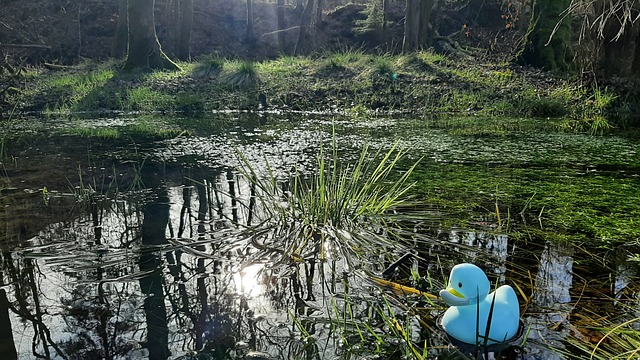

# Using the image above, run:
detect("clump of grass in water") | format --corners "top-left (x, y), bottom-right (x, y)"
top-left (565, 317), bottom-right (640, 359)
top-left (236, 135), bottom-right (420, 263)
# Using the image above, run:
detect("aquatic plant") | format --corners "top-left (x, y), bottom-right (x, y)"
top-left (566, 317), bottom-right (640, 359)
top-left (236, 136), bottom-right (419, 261)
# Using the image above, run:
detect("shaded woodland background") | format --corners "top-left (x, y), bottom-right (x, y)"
top-left (1, 0), bottom-right (639, 78)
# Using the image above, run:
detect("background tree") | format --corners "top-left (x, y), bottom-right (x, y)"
top-left (316, 0), bottom-right (324, 25)
top-left (277, 0), bottom-right (286, 52)
top-left (403, 0), bottom-right (436, 51)
top-left (294, 0), bottom-right (315, 55)
top-left (124, 0), bottom-right (179, 71)
top-left (520, 0), bottom-right (573, 71)
top-left (111, 0), bottom-right (128, 58)
top-left (570, 0), bottom-right (640, 76)
top-left (246, 0), bottom-right (255, 44)
top-left (178, 0), bottom-right (193, 61)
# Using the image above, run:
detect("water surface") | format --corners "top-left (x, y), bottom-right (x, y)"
top-left (1, 113), bottom-right (639, 359)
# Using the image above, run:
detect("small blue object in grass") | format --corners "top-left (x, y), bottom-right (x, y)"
top-left (439, 263), bottom-right (520, 346)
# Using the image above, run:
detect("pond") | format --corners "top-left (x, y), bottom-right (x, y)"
top-left (1, 112), bottom-right (640, 360)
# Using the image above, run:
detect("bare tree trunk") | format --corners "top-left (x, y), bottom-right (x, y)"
top-left (382, 0), bottom-right (387, 31)
top-left (178, 0), bottom-right (193, 61)
top-left (403, 0), bottom-right (419, 51)
top-left (111, 0), bottom-right (128, 58)
top-left (246, 0), bottom-right (255, 42)
top-left (316, 0), bottom-right (324, 25)
top-left (277, 0), bottom-right (286, 52)
top-left (418, 0), bottom-right (433, 45)
top-left (124, 0), bottom-right (179, 71)
top-left (633, 33), bottom-right (640, 74)
top-left (402, 0), bottom-right (434, 52)
top-left (294, 0), bottom-right (315, 55)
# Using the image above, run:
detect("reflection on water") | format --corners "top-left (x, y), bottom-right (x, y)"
top-left (525, 241), bottom-right (574, 359)
top-left (1, 114), bottom-right (640, 359)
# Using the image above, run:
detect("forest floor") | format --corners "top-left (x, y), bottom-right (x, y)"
top-left (2, 49), bottom-right (639, 133)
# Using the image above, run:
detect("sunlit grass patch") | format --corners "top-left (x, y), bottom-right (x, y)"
top-left (396, 53), bottom-right (434, 73)
top-left (192, 55), bottom-right (224, 79)
top-left (147, 66), bottom-right (190, 82)
top-left (416, 50), bottom-right (451, 66)
top-left (67, 127), bottom-right (121, 139)
top-left (67, 122), bottom-right (190, 140)
top-left (565, 315), bottom-right (640, 359)
top-left (221, 60), bottom-right (259, 88)
top-left (126, 86), bottom-right (172, 112)
top-left (260, 55), bottom-right (310, 75)
top-left (329, 48), bottom-right (368, 65)
top-left (369, 55), bottom-right (396, 79)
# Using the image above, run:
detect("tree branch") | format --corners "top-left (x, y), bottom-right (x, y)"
top-left (0, 43), bottom-right (51, 49)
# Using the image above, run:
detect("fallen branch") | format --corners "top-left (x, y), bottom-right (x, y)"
top-left (0, 43), bottom-right (51, 50)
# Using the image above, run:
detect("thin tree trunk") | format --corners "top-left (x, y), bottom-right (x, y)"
top-left (246, 0), bottom-right (255, 43)
top-left (111, 0), bottom-right (128, 58)
top-left (418, 0), bottom-right (433, 45)
top-left (178, 0), bottom-right (193, 60)
top-left (382, 0), bottom-right (387, 31)
top-left (124, 0), bottom-right (179, 71)
top-left (316, 0), bottom-right (323, 25)
top-left (294, 0), bottom-right (315, 55)
top-left (277, 0), bottom-right (286, 52)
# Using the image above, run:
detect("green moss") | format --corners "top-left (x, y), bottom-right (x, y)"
top-left (410, 161), bottom-right (640, 245)
top-left (521, 0), bottom-right (573, 71)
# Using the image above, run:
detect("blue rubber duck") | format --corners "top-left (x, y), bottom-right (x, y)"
top-left (439, 263), bottom-right (520, 345)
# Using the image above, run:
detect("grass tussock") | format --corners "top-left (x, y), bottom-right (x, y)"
top-left (192, 55), bottom-right (224, 79)
top-left (236, 134), bottom-right (420, 263)
top-left (567, 317), bottom-right (640, 360)
top-left (221, 60), bottom-right (259, 88)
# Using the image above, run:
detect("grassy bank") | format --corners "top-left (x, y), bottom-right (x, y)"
top-left (5, 51), bottom-right (631, 131)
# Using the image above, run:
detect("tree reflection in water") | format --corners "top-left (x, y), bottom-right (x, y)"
top-left (1, 163), bottom-right (640, 359)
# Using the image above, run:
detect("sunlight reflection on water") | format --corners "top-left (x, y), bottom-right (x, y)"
top-left (2, 114), bottom-right (640, 359)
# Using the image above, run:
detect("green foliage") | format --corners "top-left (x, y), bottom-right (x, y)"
top-left (192, 55), bottom-right (224, 79)
top-left (67, 122), bottom-right (190, 140)
top-left (221, 60), bottom-right (259, 88)
top-left (236, 135), bottom-right (419, 261)
top-left (396, 53), bottom-right (434, 73)
top-left (126, 87), bottom-right (172, 112)
top-left (521, 0), bottom-right (573, 71)
top-left (355, 0), bottom-right (385, 33)
top-left (566, 317), bottom-right (640, 359)
top-left (519, 96), bottom-right (568, 118)
top-left (10, 52), bottom-right (634, 120)
top-left (364, 55), bottom-right (396, 82)
top-left (175, 94), bottom-right (205, 115)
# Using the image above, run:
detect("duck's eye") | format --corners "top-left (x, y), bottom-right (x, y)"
top-left (458, 282), bottom-right (463, 288)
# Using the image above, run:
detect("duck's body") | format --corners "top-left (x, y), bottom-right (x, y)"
top-left (439, 263), bottom-right (520, 345)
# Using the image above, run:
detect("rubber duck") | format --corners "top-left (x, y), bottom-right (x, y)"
top-left (439, 263), bottom-right (520, 345)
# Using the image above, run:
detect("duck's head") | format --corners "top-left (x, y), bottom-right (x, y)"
top-left (439, 263), bottom-right (490, 306)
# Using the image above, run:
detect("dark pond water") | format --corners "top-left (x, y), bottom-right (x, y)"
top-left (1, 113), bottom-right (640, 359)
